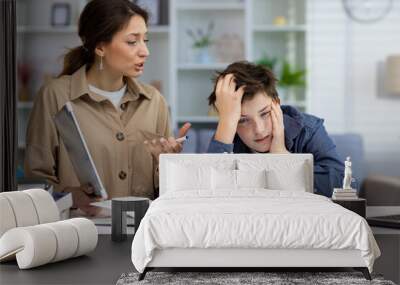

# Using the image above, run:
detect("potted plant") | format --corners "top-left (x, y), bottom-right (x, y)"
top-left (277, 61), bottom-right (306, 101)
top-left (186, 21), bottom-right (214, 63)
top-left (256, 54), bottom-right (278, 72)
top-left (256, 55), bottom-right (306, 102)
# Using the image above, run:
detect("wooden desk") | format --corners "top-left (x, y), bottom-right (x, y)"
top-left (368, 206), bottom-right (400, 284)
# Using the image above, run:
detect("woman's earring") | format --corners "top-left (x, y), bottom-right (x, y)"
top-left (99, 56), bottom-right (104, 71)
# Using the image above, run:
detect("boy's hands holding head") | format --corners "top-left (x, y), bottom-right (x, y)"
top-left (214, 74), bottom-right (245, 144)
top-left (269, 101), bottom-right (289, 154)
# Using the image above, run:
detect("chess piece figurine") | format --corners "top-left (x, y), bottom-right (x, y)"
top-left (343, 156), bottom-right (353, 190)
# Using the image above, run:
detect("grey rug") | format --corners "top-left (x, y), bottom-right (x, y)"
top-left (116, 271), bottom-right (396, 285)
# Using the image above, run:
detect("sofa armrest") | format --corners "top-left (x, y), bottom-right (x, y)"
top-left (360, 175), bottom-right (400, 206)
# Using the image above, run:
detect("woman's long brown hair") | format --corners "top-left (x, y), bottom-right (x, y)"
top-left (58, 0), bottom-right (148, 77)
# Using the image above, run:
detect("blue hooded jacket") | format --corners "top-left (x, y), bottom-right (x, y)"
top-left (207, 105), bottom-right (344, 197)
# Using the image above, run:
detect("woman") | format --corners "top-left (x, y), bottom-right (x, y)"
top-left (207, 61), bottom-right (344, 197)
top-left (25, 0), bottom-right (189, 215)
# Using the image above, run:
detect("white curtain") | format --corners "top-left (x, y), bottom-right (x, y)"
top-left (0, 0), bottom-right (17, 192)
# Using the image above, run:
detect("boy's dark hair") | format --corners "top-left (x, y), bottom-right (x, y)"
top-left (208, 61), bottom-right (279, 107)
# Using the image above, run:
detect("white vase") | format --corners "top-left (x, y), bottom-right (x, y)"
top-left (194, 46), bottom-right (212, 64)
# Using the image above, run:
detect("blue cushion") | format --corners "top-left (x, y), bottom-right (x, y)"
top-left (197, 129), bottom-right (215, 153)
top-left (177, 128), bottom-right (197, 153)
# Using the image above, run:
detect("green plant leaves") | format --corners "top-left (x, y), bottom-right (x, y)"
top-left (279, 61), bottom-right (306, 88)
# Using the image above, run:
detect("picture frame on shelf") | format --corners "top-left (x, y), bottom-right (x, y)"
top-left (51, 3), bottom-right (71, 27)
top-left (214, 33), bottom-right (245, 63)
top-left (158, 0), bottom-right (169, 25)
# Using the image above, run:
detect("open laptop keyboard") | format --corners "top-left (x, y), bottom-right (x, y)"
top-left (375, 215), bottom-right (400, 221)
top-left (367, 214), bottom-right (400, 229)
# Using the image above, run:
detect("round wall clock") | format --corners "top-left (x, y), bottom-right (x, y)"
top-left (342, 0), bottom-right (393, 23)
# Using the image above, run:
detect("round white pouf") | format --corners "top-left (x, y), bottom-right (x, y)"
top-left (65, 218), bottom-right (98, 257)
top-left (0, 225), bottom-right (57, 269)
top-left (0, 191), bottom-right (39, 227)
top-left (43, 220), bottom-right (79, 262)
top-left (0, 196), bottom-right (17, 237)
top-left (24, 189), bottom-right (59, 223)
top-left (0, 218), bottom-right (98, 269)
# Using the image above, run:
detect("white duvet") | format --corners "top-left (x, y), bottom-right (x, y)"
top-left (131, 190), bottom-right (380, 273)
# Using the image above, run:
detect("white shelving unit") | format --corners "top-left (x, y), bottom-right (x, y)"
top-left (170, 0), bottom-right (247, 127)
top-left (176, 2), bottom-right (245, 11)
top-left (17, 25), bottom-right (170, 34)
top-left (177, 63), bottom-right (230, 70)
top-left (17, 25), bottom-right (78, 33)
top-left (177, 116), bottom-right (219, 123)
top-left (253, 25), bottom-right (307, 32)
top-left (169, 0), bottom-right (308, 127)
top-left (248, 0), bottom-right (307, 109)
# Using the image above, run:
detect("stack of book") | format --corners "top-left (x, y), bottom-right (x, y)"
top-left (51, 189), bottom-right (73, 220)
top-left (332, 188), bottom-right (358, 200)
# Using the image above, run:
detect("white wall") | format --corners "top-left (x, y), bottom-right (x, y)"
top-left (308, 0), bottom-right (400, 176)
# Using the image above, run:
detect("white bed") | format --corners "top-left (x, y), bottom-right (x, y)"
top-left (131, 154), bottom-right (380, 280)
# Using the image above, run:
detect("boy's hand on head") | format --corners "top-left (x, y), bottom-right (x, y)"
top-left (269, 102), bottom-right (289, 154)
top-left (214, 74), bottom-right (245, 144)
top-left (215, 74), bottom-right (245, 123)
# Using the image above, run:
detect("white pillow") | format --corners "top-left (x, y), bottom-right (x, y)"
top-left (167, 163), bottom-right (212, 191)
top-left (237, 169), bottom-right (267, 189)
top-left (266, 163), bottom-right (307, 191)
top-left (211, 169), bottom-right (268, 190)
top-left (212, 168), bottom-right (237, 190)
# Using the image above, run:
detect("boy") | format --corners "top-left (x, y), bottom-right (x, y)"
top-left (207, 61), bottom-right (344, 197)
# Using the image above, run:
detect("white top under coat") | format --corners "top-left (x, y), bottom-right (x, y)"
top-left (88, 84), bottom-right (127, 110)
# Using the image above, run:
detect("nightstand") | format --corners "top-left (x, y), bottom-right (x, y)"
top-left (332, 198), bottom-right (366, 218)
